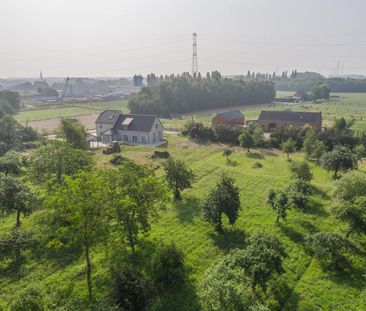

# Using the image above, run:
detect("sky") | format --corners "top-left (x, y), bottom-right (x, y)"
top-left (0, 0), bottom-right (366, 78)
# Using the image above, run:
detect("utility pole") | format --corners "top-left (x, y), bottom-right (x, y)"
top-left (192, 33), bottom-right (198, 76)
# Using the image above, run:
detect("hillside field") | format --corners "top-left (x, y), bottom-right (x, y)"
top-left (1, 134), bottom-right (366, 310)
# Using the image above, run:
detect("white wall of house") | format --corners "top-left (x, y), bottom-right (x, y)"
top-left (149, 119), bottom-right (164, 143)
top-left (96, 122), bottom-right (114, 139)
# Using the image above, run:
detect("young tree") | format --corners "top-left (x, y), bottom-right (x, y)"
top-left (354, 144), bottom-right (366, 161)
top-left (252, 126), bottom-right (264, 147)
top-left (0, 151), bottom-right (23, 176)
top-left (306, 232), bottom-right (350, 271)
top-left (267, 190), bottom-right (289, 222)
top-left (320, 145), bottom-right (357, 179)
top-left (222, 148), bottom-right (233, 159)
top-left (334, 117), bottom-right (347, 130)
top-left (239, 130), bottom-right (254, 152)
top-left (105, 163), bottom-right (168, 251)
top-left (30, 140), bottom-right (93, 184)
top-left (281, 138), bottom-right (296, 160)
top-left (59, 118), bottom-right (88, 149)
top-left (203, 174), bottom-right (241, 232)
top-left (287, 178), bottom-right (311, 210)
top-left (45, 170), bottom-right (110, 300)
top-left (163, 158), bottom-right (195, 200)
top-left (289, 161), bottom-right (313, 182)
top-left (232, 232), bottom-right (286, 292)
top-left (0, 175), bottom-right (36, 227)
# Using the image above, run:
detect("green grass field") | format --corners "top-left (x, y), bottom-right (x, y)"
top-left (15, 100), bottom-right (128, 122)
top-left (1, 134), bottom-right (366, 310)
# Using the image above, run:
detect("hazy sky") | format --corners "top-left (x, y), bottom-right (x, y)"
top-left (1, 0), bottom-right (366, 78)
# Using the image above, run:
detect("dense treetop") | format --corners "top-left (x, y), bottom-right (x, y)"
top-left (129, 72), bottom-right (275, 117)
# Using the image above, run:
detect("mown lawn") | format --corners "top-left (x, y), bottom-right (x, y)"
top-left (1, 134), bottom-right (366, 310)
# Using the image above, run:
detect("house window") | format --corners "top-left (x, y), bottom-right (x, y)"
top-left (132, 136), bottom-right (137, 142)
top-left (141, 136), bottom-right (147, 143)
top-left (153, 133), bottom-right (156, 142)
top-left (123, 135), bottom-right (128, 142)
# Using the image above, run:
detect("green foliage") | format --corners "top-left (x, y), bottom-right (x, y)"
top-left (252, 126), bottom-right (265, 147)
top-left (270, 127), bottom-right (307, 149)
top-left (183, 122), bottom-right (215, 141)
top-left (354, 144), bottom-right (366, 160)
top-left (238, 130), bottom-right (254, 152)
top-left (203, 174), bottom-right (241, 232)
top-left (105, 163), bottom-right (168, 250)
top-left (30, 140), bottom-right (93, 184)
top-left (334, 117), bottom-right (347, 130)
top-left (222, 149), bottom-right (233, 158)
top-left (112, 269), bottom-right (148, 311)
top-left (311, 83), bottom-right (330, 100)
top-left (281, 138), bottom-right (296, 160)
top-left (306, 232), bottom-right (350, 271)
top-left (109, 154), bottom-right (131, 166)
top-left (0, 151), bottom-right (23, 176)
top-left (199, 258), bottom-right (265, 311)
top-left (0, 229), bottom-right (35, 263)
top-left (289, 161), bottom-right (313, 182)
top-left (0, 90), bottom-right (20, 115)
top-left (320, 145), bottom-right (358, 178)
top-left (287, 178), bottom-right (311, 210)
top-left (303, 129), bottom-right (325, 162)
top-left (0, 175), bottom-right (36, 227)
top-left (59, 118), bottom-right (88, 149)
top-left (129, 75), bottom-right (275, 116)
top-left (45, 170), bottom-right (110, 300)
top-left (333, 171), bottom-right (366, 202)
top-left (37, 86), bottom-right (58, 97)
top-left (151, 242), bottom-right (185, 289)
top-left (233, 232), bottom-right (286, 291)
top-left (8, 285), bottom-right (45, 311)
top-left (163, 158), bottom-right (195, 200)
top-left (267, 190), bottom-right (290, 222)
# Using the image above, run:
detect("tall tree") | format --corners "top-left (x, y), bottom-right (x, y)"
top-left (163, 158), bottom-right (195, 200)
top-left (239, 130), bottom-right (254, 152)
top-left (30, 140), bottom-right (93, 185)
top-left (45, 170), bottom-right (110, 301)
top-left (105, 163), bottom-right (168, 251)
top-left (59, 118), bottom-right (88, 149)
top-left (0, 175), bottom-right (36, 227)
top-left (281, 138), bottom-right (296, 160)
top-left (203, 174), bottom-right (241, 232)
top-left (320, 145), bottom-right (357, 179)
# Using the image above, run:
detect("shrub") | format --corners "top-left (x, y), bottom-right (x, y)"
top-left (289, 161), bottom-right (313, 182)
top-left (8, 285), bottom-right (45, 311)
top-left (112, 269), bottom-right (148, 311)
top-left (109, 155), bottom-right (130, 166)
top-left (253, 162), bottom-right (263, 168)
top-left (151, 242), bottom-right (185, 289)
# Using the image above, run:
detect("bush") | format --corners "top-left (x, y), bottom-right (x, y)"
top-left (151, 242), bottom-right (185, 289)
top-left (289, 161), bottom-right (313, 182)
top-left (8, 285), bottom-right (45, 311)
top-left (113, 269), bottom-right (148, 311)
top-left (253, 162), bottom-right (263, 168)
top-left (109, 155), bottom-right (130, 166)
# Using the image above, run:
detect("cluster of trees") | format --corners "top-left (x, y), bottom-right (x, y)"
top-left (199, 232), bottom-right (286, 310)
top-left (129, 72), bottom-right (275, 117)
top-left (0, 90), bottom-right (21, 115)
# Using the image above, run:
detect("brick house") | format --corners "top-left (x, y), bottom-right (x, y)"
top-left (258, 110), bottom-right (322, 132)
top-left (212, 110), bottom-right (245, 127)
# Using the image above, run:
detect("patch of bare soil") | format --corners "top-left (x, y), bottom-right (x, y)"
top-left (23, 113), bottom-right (99, 134)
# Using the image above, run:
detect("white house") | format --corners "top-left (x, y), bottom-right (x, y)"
top-left (95, 110), bottom-right (164, 145)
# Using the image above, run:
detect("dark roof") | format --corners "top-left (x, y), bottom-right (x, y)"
top-left (113, 114), bottom-right (158, 132)
top-left (217, 110), bottom-right (244, 121)
top-left (95, 110), bottom-right (121, 124)
top-left (258, 110), bottom-right (322, 124)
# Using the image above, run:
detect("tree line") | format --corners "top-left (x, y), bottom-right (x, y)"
top-left (128, 72), bottom-right (276, 117)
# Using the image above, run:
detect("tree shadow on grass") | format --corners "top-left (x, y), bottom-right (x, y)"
top-left (208, 228), bottom-right (247, 252)
top-left (326, 261), bottom-right (365, 290)
top-left (246, 152), bottom-right (264, 160)
top-left (305, 199), bottom-right (329, 217)
top-left (174, 195), bottom-right (201, 224)
top-left (225, 158), bottom-right (239, 166)
top-left (152, 279), bottom-right (201, 311)
top-left (299, 219), bottom-right (317, 234)
top-left (278, 223), bottom-right (304, 244)
top-left (311, 185), bottom-right (330, 200)
top-left (270, 277), bottom-right (300, 311)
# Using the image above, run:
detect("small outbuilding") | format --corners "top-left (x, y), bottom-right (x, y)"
top-left (258, 110), bottom-right (322, 132)
top-left (212, 110), bottom-right (245, 127)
